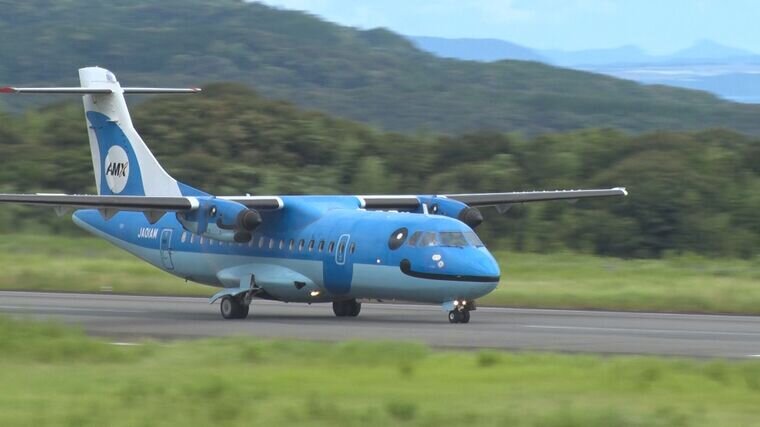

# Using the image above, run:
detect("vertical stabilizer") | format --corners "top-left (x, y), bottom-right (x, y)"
top-left (79, 67), bottom-right (202, 196)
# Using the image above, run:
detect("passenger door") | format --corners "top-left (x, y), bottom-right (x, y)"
top-left (323, 233), bottom-right (353, 294)
top-left (159, 229), bottom-right (175, 270)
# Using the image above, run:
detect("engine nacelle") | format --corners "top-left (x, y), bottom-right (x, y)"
top-left (177, 198), bottom-right (262, 243)
top-left (417, 196), bottom-right (483, 229)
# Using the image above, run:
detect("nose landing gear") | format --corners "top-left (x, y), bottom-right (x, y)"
top-left (445, 300), bottom-right (473, 324)
top-left (448, 308), bottom-right (470, 324)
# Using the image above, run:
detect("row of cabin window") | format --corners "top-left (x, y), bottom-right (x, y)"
top-left (180, 232), bottom-right (357, 255)
top-left (255, 236), bottom-right (357, 256)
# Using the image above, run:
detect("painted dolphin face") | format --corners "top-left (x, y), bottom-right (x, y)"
top-left (388, 217), bottom-right (501, 301)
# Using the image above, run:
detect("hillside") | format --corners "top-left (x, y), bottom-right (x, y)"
top-left (2, 0), bottom-right (760, 135)
top-left (0, 86), bottom-right (757, 258)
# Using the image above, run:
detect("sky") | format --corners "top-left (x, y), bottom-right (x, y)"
top-left (255, 0), bottom-right (760, 54)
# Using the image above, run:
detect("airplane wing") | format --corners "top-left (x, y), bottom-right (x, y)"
top-left (0, 194), bottom-right (198, 210)
top-left (357, 188), bottom-right (627, 209)
top-left (443, 188), bottom-right (628, 207)
top-left (0, 193), bottom-right (202, 223)
top-left (0, 194), bottom-right (285, 211)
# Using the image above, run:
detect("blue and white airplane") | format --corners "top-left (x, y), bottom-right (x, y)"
top-left (0, 67), bottom-right (626, 323)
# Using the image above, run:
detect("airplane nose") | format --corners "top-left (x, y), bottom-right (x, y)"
top-left (458, 249), bottom-right (500, 299)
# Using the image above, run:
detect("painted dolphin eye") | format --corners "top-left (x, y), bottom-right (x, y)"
top-left (388, 227), bottom-right (408, 250)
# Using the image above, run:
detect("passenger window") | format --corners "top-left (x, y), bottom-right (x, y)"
top-left (200, 237), bottom-right (204, 245)
top-left (289, 239), bottom-right (294, 251)
top-left (259, 236), bottom-right (265, 248)
top-left (181, 232), bottom-right (187, 243)
top-left (268, 239), bottom-right (274, 249)
top-left (349, 242), bottom-right (356, 254)
top-left (308, 240), bottom-right (315, 252)
top-left (318, 240), bottom-right (325, 252)
top-left (298, 239), bottom-right (305, 251)
top-left (328, 242), bottom-right (335, 253)
top-left (279, 240), bottom-right (284, 250)
top-left (190, 234), bottom-right (195, 244)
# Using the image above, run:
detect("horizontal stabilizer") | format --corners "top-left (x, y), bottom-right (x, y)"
top-left (0, 87), bottom-right (200, 94)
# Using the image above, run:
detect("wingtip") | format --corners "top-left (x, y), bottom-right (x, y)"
top-left (0, 86), bottom-right (16, 93)
top-left (614, 187), bottom-right (628, 196)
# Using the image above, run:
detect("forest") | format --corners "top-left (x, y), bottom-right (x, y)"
top-left (0, 84), bottom-right (757, 258)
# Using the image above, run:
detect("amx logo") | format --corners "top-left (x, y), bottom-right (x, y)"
top-left (106, 162), bottom-right (127, 177)
top-left (104, 146), bottom-right (129, 193)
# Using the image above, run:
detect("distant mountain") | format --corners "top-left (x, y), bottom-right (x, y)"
top-left (3, 0), bottom-right (760, 135)
top-left (670, 39), bottom-right (756, 61)
top-left (540, 45), bottom-right (655, 66)
top-left (408, 35), bottom-right (760, 104)
top-left (407, 36), bottom-right (544, 62)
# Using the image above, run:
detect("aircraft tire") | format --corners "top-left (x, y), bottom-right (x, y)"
top-left (448, 310), bottom-right (459, 323)
top-left (332, 301), bottom-right (347, 317)
top-left (448, 310), bottom-right (466, 324)
top-left (348, 300), bottom-right (361, 317)
top-left (333, 299), bottom-right (361, 317)
top-left (221, 296), bottom-right (249, 319)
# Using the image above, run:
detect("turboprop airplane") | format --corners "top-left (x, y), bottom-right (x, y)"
top-left (0, 67), bottom-right (627, 323)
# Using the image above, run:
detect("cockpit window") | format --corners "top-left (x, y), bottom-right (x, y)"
top-left (439, 232), bottom-right (468, 247)
top-left (408, 231), bottom-right (421, 246)
top-left (418, 232), bottom-right (437, 247)
top-left (407, 231), bottom-right (485, 248)
top-left (464, 231), bottom-right (484, 247)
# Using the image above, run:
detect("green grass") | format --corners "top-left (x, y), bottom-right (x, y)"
top-left (0, 316), bottom-right (758, 427)
top-left (0, 234), bottom-right (759, 314)
top-left (483, 251), bottom-right (760, 314)
top-left (0, 234), bottom-right (209, 296)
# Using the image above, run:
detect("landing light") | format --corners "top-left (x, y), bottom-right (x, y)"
top-left (310, 290), bottom-right (321, 297)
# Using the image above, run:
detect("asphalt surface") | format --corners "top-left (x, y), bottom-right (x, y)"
top-left (1, 291), bottom-right (759, 358)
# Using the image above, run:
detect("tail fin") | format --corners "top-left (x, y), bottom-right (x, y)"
top-left (79, 67), bottom-right (206, 196)
top-left (1, 67), bottom-right (206, 197)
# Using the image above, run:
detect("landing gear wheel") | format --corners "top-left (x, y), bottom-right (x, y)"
top-left (332, 301), bottom-right (346, 317)
top-left (448, 309), bottom-right (469, 324)
top-left (220, 296), bottom-right (249, 319)
top-left (333, 299), bottom-right (361, 317)
top-left (448, 310), bottom-right (462, 323)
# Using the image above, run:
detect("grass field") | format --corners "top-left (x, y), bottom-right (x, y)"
top-left (0, 316), bottom-right (759, 427)
top-left (0, 234), bottom-right (759, 314)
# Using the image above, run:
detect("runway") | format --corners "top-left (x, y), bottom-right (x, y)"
top-left (1, 291), bottom-right (759, 358)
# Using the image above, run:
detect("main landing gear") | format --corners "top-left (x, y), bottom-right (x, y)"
top-left (220, 295), bottom-right (250, 319)
top-left (333, 299), bottom-right (361, 317)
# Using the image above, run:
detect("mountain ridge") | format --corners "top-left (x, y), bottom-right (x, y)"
top-left (2, 0), bottom-right (760, 134)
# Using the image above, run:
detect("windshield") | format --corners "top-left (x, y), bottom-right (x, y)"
top-left (439, 232), bottom-right (468, 247)
top-left (407, 231), bottom-right (485, 248)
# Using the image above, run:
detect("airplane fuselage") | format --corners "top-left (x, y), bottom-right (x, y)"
top-left (73, 195), bottom-right (501, 305)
